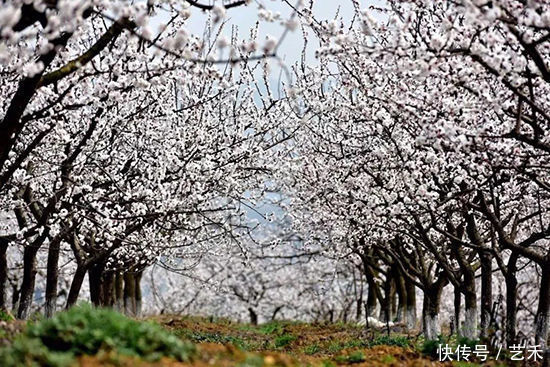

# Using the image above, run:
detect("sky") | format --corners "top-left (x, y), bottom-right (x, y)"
top-left (183, 0), bottom-right (384, 69)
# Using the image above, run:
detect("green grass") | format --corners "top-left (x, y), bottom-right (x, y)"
top-left (0, 304), bottom-right (195, 367)
top-left (274, 333), bottom-right (297, 348)
top-left (304, 343), bottom-right (321, 355)
top-left (0, 310), bottom-right (14, 322)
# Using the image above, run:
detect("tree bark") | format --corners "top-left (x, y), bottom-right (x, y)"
top-left (380, 272), bottom-right (394, 322)
top-left (65, 265), bottom-right (87, 309)
top-left (422, 291), bottom-right (441, 341)
top-left (134, 271), bottom-right (143, 317)
top-left (421, 278), bottom-right (447, 341)
top-left (88, 263), bottom-right (103, 307)
top-left (453, 285), bottom-right (461, 336)
top-left (405, 278), bottom-right (417, 330)
top-left (17, 245), bottom-right (40, 319)
top-left (394, 267), bottom-right (407, 324)
top-left (505, 253), bottom-right (519, 347)
top-left (248, 307), bottom-right (258, 325)
top-left (123, 272), bottom-right (136, 316)
top-left (0, 239), bottom-right (8, 311)
top-left (102, 271), bottom-right (115, 307)
top-left (115, 271), bottom-right (124, 311)
top-left (479, 251), bottom-right (493, 339)
top-left (44, 238), bottom-right (61, 318)
top-left (535, 262), bottom-right (550, 347)
top-left (463, 288), bottom-right (478, 340)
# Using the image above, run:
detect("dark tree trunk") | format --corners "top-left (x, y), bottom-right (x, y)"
top-left (272, 305), bottom-right (283, 321)
top-left (535, 262), bottom-right (550, 347)
top-left (393, 267), bottom-right (407, 323)
top-left (453, 285), bottom-right (461, 336)
top-left (11, 282), bottom-right (20, 311)
top-left (17, 245), bottom-right (40, 319)
top-left (88, 263), bottom-right (103, 307)
top-left (134, 271), bottom-right (143, 317)
top-left (0, 240), bottom-right (8, 311)
top-left (44, 238), bottom-right (61, 318)
top-left (65, 265), bottom-right (87, 309)
top-left (248, 307), bottom-right (258, 325)
top-left (102, 271), bottom-right (115, 307)
top-left (505, 253), bottom-right (519, 347)
top-left (123, 272), bottom-right (136, 316)
top-left (479, 251), bottom-right (493, 339)
top-left (361, 254), bottom-right (381, 318)
top-left (380, 273), bottom-right (393, 322)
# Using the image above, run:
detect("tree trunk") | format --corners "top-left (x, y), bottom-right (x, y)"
top-left (422, 292), bottom-right (441, 341)
top-left (102, 271), bottom-right (115, 307)
top-left (248, 307), bottom-right (258, 325)
top-left (134, 271), bottom-right (143, 317)
top-left (366, 281), bottom-right (378, 317)
top-left (462, 271), bottom-right (478, 340)
top-left (405, 278), bottom-right (417, 330)
top-left (17, 245), bottom-right (40, 319)
top-left (535, 262), bottom-right (550, 347)
top-left (115, 271), bottom-right (124, 311)
top-left (123, 272), bottom-right (136, 316)
top-left (65, 265), bottom-right (87, 309)
top-left (453, 285), bottom-right (461, 336)
top-left (422, 279), bottom-right (446, 341)
top-left (380, 273), bottom-right (393, 322)
top-left (505, 253), bottom-right (519, 347)
top-left (479, 251), bottom-right (493, 339)
top-left (463, 288), bottom-right (478, 340)
top-left (88, 263), bottom-right (103, 307)
top-left (394, 268), bottom-right (407, 324)
top-left (0, 240), bottom-right (8, 311)
top-left (44, 239), bottom-right (61, 318)
top-left (272, 305), bottom-right (283, 321)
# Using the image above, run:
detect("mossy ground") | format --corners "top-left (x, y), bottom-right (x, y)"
top-left (0, 311), bottom-right (536, 366)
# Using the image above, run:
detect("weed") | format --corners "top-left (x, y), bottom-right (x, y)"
top-left (369, 335), bottom-right (410, 348)
top-left (380, 354), bottom-right (396, 363)
top-left (0, 310), bottom-right (14, 322)
top-left (260, 321), bottom-right (285, 335)
top-left (304, 343), bottom-right (321, 355)
top-left (274, 333), bottom-right (296, 348)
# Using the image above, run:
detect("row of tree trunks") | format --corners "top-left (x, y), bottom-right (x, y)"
top-left (361, 253), bottom-right (418, 329)
top-left (88, 267), bottom-right (143, 317)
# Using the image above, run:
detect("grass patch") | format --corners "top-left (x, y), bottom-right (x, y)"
top-left (381, 354), bottom-right (396, 363)
top-left (421, 335), bottom-right (444, 358)
top-left (0, 310), bottom-right (14, 322)
top-left (304, 343), bottom-right (321, 355)
top-left (274, 333), bottom-right (296, 348)
top-left (0, 304), bottom-right (195, 367)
